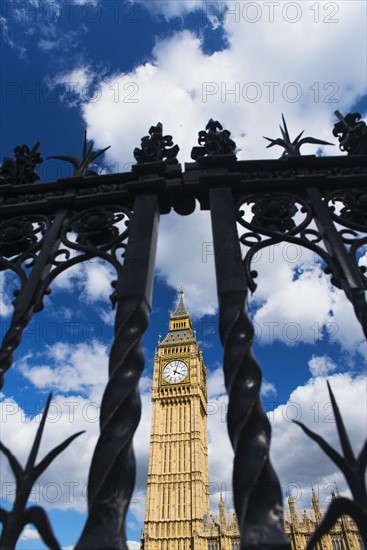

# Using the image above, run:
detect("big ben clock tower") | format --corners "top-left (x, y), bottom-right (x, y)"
top-left (141, 286), bottom-right (210, 549)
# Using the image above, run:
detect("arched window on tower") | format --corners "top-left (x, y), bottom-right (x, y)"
top-left (178, 406), bottom-right (182, 433)
top-left (163, 446), bottom-right (167, 473)
top-left (161, 488), bottom-right (165, 519)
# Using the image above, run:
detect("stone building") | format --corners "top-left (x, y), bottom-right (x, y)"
top-left (284, 490), bottom-right (363, 550)
top-left (140, 288), bottom-right (363, 550)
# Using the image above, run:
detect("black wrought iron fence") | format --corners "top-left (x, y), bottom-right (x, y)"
top-left (0, 113), bottom-right (366, 550)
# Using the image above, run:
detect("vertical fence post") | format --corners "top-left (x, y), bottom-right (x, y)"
top-left (75, 193), bottom-right (160, 549)
top-left (209, 183), bottom-right (290, 550)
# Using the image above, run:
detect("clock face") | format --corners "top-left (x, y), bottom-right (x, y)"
top-left (163, 360), bottom-right (188, 383)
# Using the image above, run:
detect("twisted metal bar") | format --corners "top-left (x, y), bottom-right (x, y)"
top-left (75, 195), bottom-right (159, 549)
top-left (209, 187), bottom-right (289, 549)
top-left (75, 298), bottom-right (149, 549)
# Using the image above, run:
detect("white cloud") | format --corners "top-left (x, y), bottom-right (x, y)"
top-left (247, 243), bottom-right (331, 333)
top-left (38, 29), bottom-right (84, 55)
top-left (156, 209), bottom-right (217, 318)
top-left (52, 259), bottom-right (116, 305)
top-left (135, 0), bottom-right (204, 19)
top-left (0, 0), bottom-right (91, 60)
top-left (17, 341), bottom-right (109, 395)
top-left (247, 243), bottom-right (365, 352)
top-left (84, 263), bottom-right (115, 302)
top-left (46, 63), bottom-right (104, 107)
top-left (326, 287), bottom-right (366, 350)
top-left (207, 364), bottom-right (227, 398)
top-left (51, 67), bottom-right (91, 88)
top-left (127, 541), bottom-right (140, 550)
top-left (261, 380), bottom-right (277, 396)
top-left (0, 15), bottom-right (28, 59)
top-left (82, 3), bottom-right (366, 166)
top-left (98, 306), bottom-right (116, 326)
top-left (308, 355), bottom-right (337, 377)
top-left (19, 526), bottom-right (41, 540)
top-left (0, 273), bottom-right (13, 318)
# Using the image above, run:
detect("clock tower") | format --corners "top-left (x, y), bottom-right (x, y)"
top-left (141, 286), bottom-right (210, 549)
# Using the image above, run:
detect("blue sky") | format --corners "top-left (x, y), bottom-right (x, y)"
top-left (1, 1), bottom-right (367, 548)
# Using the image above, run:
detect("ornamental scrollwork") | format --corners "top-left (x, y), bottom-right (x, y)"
top-left (236, 192), bottom-right (338, 291)
top-left (237, 192), bottom-right (311, 238)
top-left (43, 206), bottom-right (131, 305)
top-left (328, 188), bottom-right (367, 232)
top-left (0, 215), bottom-right (50, 291)
top-left (250, 193), bottom-right (298, 233)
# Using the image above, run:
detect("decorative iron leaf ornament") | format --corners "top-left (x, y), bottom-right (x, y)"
top-left (0, 393), bottom-right (84, 550)
top-left (133, 122), bottom-right (179, 164)
top-left (0, 142), bottom-right (43, 185)
top-left (191, 119), bottom-right (237, 160)
top-left (263, 114), bottom-right (333, 158)
top-left (49, 130), bottom-right (111, 177)
top-left (293, 381), bottom-right (367, 549)
top-left (333, 110), bottom-right (367, 155)
top-left (250, 193), bottom-right (298, 233)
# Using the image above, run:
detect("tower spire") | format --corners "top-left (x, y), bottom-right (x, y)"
top-left (311, 487), bottom-right (322, 523)
top-left (219, 493), bottom-right (225, 528)
top-left (171, 285), bottom-right (189, 319)
top-left (288, 494), bottom-right (298, 527)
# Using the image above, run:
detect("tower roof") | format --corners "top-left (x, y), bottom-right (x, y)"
top-left (171, 284), bottom-right (189, 319)
top-left (160, 286), bottom-right (195, 346)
